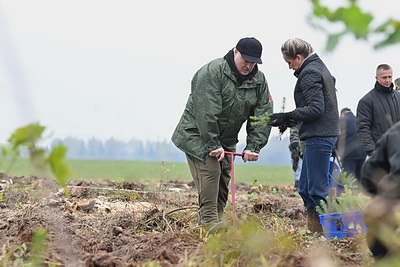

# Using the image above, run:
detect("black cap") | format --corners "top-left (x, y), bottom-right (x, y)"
top-left (236, 37), bottom-right (263, 64)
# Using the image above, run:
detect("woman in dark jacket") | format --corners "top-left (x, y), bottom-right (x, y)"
top-left (269, 38), bottom-right (339, 233)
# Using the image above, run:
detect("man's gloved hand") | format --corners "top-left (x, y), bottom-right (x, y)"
top-left (268, 112), bottom-right (294, 127)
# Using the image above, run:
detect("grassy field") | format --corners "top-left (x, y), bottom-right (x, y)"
top-left (0, 158), bottom-right (294, 186)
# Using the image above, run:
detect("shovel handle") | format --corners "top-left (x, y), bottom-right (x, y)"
top-left (224, 152), bottom-right (244, 157)
top-left (224, 152), bottom-right (243, 218)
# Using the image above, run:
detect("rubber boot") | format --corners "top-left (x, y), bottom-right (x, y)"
top-left (307, 210), bottom-right (323, 234)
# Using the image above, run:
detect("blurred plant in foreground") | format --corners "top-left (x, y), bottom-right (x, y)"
top-left (308, 0), bottom-right (400, 51)
top-left (1, 122), bottom-right (71, 189)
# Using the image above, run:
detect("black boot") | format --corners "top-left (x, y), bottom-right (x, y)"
top-left (307, 210), bottom-right (323, 234)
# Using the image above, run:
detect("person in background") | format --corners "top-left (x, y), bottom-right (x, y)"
top-left (268, 38), bottom-right (339, 233)
top-left (361, 121), bottom-right (400, 260)
top-left (289, 125), bottom-right (303, 188)
top-left (336, 107), bottom-right (366, 181)
top-left (395, 77), bottom-right (400, 92)
top-left (172, 37), bottom-right (273, 231)
top-left (356, 64), bottom-right (400, 157)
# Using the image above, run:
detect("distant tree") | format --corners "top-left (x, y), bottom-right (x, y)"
top-left (62, 137), bottom-right (86, 159)
top-left (308, 0), bottom-right (400, 51)
top-left (103, 137), bottom-right (129, 159)
top-left (141, 141), bottom-right (155, 161)
top-left (50, 138), bottom-right (63, 154)
top-left (149, 141), bottom-right (186, 162)
top-left (125, 138), bottom-right (145, 159)
top-left (86, 137), bottom-right (105, 159)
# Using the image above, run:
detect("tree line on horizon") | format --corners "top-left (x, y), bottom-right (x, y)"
top-left (48, 136), bottom-right (291, 166)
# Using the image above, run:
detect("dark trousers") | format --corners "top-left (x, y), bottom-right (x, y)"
top-left (186, 154), bottom-right (231, 225)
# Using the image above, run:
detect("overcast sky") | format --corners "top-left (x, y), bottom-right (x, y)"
top-left (0, 0), bottom-right (398, 145)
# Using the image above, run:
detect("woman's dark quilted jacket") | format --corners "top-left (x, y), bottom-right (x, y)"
top-left (291, 54), bottom-right (339, 140)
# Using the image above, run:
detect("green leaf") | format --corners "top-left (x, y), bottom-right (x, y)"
top-left (374, 20), bottom-right (400, 49)
top-left (29, 228), bottom-right (47, 266)
top-left (307, 0), bottom-right (400, 51)
top-left (311, 0), bottom-right (329, 18)
top-left (374, 19), bottom-right (393, 33)
top-left (339, 4), bottom-right (373, 38)
top-left (4, 123), bottom-right (72, 191)
top-left (7, 123), bottom-right (45, 149)
top-left (326, 32), bottom-right (346, 52)
top-left (48, 144), bottom-right (71, 188)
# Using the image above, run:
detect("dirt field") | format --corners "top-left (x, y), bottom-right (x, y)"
top-left (0, 173), bottom-right (373, 266)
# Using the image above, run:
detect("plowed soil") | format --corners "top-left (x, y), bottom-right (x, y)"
top-left (0, 173), bottom-right (373, 266)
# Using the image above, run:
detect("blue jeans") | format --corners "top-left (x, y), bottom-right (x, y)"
top-left (299, 136), bottom-right (337, 212)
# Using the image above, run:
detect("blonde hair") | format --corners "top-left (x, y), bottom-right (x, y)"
top-left (281, 38), bottom-right (314, 59)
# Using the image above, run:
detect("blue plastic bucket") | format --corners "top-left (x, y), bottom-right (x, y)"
top-left (319, 210), bottom-right (367, 238)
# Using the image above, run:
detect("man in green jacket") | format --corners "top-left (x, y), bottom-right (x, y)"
top-left (172, 37), bottom-right (273, 228)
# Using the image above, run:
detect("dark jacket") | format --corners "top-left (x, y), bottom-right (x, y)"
top-left (337, 112), bottom-right (365, 160)
top-left (290, 54), bottom-right (339, 140)
top-left (171, 56), bottom-right (273, 165)
top-left (361, 121), bottom-right (400, 198)
top-left (356, 82), bottom-right (400, 155)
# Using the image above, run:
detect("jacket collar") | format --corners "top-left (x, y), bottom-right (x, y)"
top-left (294, 53), bottom-right (319, 78)
top-left (375, 81), bottom-right (394, 94)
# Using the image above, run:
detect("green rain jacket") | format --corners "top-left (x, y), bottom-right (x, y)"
top-left (172, 57), bottom-right (273, 168)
